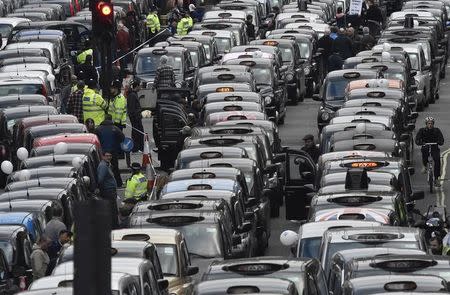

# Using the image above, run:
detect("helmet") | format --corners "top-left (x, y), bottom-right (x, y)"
top-left (425, 116), bottom-right (435, 123)
top-left (111, 79), bottom-right (122, 89)
top-left (130, 162), bottom-right (141, 171)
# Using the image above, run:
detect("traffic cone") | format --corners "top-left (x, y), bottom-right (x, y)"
top-left (142, 134), bottom-right (156, 191)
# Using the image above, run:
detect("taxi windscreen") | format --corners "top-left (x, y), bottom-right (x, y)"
top-left (135, 54), bottom-right (182, 76)
top-left (326, 79), bottom-right (350, 101)
top-left (156, 244), bottom-right (178, 276)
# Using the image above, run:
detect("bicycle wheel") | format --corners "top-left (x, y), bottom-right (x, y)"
top-left (428, 164), bottom-right (434, 193)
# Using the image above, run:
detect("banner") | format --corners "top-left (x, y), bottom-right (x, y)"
top-left (349, 0), bottom-right (364, 15)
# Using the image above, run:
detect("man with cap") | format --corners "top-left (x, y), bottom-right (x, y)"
top-left (82, 79), bottom-right (107, 126)
top-left (301, 134), bottom-right (320, 163)
top-left (189, 3), bottom-right (202, 22)
top-left (109, 80), bottom-right (127, 130)
top-left (127, 80), bottom-right (144, 152)
top-left (124, 163), bottom-right (148, 202)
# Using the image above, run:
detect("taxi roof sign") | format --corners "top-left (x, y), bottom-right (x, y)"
top-left (384, 281), bottom-right (417, 291)
top-left (373, 259), bottom-right (437, 272)
top-left (152, 49), bottom-right (168, 55)
top-left (263, 41), bottom-right (279, 46)
top-left (216, 87), bottom-right (234, 92)
top-left (225, 263), bottom-right (288, 274)
top-left (224, 95), bottom-right (243, 101)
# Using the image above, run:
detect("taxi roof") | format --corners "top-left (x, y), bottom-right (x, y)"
top-left (169, 167), bottom-right (242, 181)
top-left (329, 115), bottom-right (392, 126)
top-left (137, 46), bottom-right (187, 56)
top-left (332, 247), bottom-right (426, 263)
top-left (324, 226), bottom-right (423, 243)
top-left (31, 143), bottom-right (97, 157)
top-left (189, 29), bottom-right (235, 38)
top-left (336, 106), bottom-right (395, 117)
top-left (206, 111), bottom-right (266, 124)
top-left (318, 151), bottom-right (390, 166)
top-left (8, 166), bottom-right (76, 181)
top-left (0, 188), bottom-right (67, 202)
top-left (325, 69), bottom-right (378, 80)
top-left (350, 254), bottom-right (450, 271)
top-left (33, 133), bottom-right (99, 148)
top-left (161, 190), bottom-right (237, 200)
top-left (222, 57), bottom-right (275, 66)
top-left (0, 199), bottom-right (53, 212)
top-left (53, 257), bottom-right (151, 276)
top-left (177, 146), bottom-right (247, 161)
top-left (343, 99), bottom-right (402, 108)
top-left (331, 138), bottom-right (398, 154)
top-left (346, 79), bottom-right (404, 91)
top-left (5, 177), bottom-right (76, 192)
top-left (344, 274), bottom-right (447, 293)
top-left (311, 207), bottom-right (394, 224)
top-left (197, 65), bottom-right (251, 75)
top-left (197, 83), bottom-right (252, 92)
top-left (0, 95), bottom-right (47, 107)
top-left (195, 277), bottom-right (294, 294)
top-left (26, 123), bottom-right (86, 135)
top-left (298, 220), bottom-right (382, 239)
top-left (161, 178), bottom-right (239, 194)
top-left (18, 114), bottom-right (78, 128)
top-left (1, 105), bottom-right (56, 117)
top-left (20, 154), bottom-right (88, 168)
top-left (112, 228), bottom-right (183, 245)
top-left (129, 210), bottom-right (223, 228)
top-left (134, 198), bottom-right (227, 215)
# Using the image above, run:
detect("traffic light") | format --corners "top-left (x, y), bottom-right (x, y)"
top-left (92, 0), bottom-right (114, 39)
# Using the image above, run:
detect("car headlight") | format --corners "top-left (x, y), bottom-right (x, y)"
top-left (321, 111), bottom-right (330, 121)
top-left (286, 73), bottom-right (294, 82)
top-left (304, 66), bottom-right (310, 75)
top-left (265, 96), bottom-right (273, 105)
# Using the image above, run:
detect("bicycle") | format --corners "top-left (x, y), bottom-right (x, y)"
top-left (423, 143), bottom-right (438, 193)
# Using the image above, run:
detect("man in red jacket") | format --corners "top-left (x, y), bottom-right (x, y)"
top-left (116, 22), bottom-right (131, 74)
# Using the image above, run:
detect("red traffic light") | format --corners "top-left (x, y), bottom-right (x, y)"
top-left (97, 1), bottom-right (112, 16)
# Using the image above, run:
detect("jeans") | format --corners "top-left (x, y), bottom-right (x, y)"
top-left (422, 147), bottom-right (441, 179)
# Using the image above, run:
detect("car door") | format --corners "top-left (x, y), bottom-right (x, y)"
top-left (159, 107), bottom-right (189, 151)
top-left (284, 149), bottom-right (317, 220)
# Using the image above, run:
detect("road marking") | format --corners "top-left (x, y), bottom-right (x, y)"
top-left (437, 147), bottom-right (450, 206)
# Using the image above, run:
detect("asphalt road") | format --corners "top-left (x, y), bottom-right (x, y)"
top-left (117, 66), bottom-right (450, 257)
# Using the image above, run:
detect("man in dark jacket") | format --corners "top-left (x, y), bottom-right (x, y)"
top-left (97, 151), bottom-right (119, 228)
top-left (318, 28), bottom-right (333, 73)
top-left (415, 116), bottom-right (445, 186)
top-left (331, 28), bottom-right (354, 60)
top-left (301, 134), bottom-right (320, 163)
top-left (95, 114), bottom-right (125, 187)
top-left (360, 26), bottom-right (375, 50)
top-left (127, 80), bottom-right (144, 152)
top-left (246, 15), bottom-right (256, 41)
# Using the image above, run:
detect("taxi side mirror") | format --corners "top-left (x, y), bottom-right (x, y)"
top-left (232, 234), bottom-right (242, 246)
top-left (408, 112), bottom-right (418, 120)
top-left (186, 266), bottom-right (199, 276)
top-left (410, 190), bottom-right (425, 201)
top-left (301, 171), bottom-right (314, 182)
top-left (238, 221), bottom-right (252, 233)
top-left (312, 94), bottom-right (322, 101)
top-left (245, 197), bottom-right (258, 208)
top-left (273, 154), bottom-right (286, 163)
top-left (157, 279), bottom-right (169, 291)
top-left (399, 133), bottom-right (410, 141)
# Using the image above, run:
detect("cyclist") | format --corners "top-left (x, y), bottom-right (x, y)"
top-left (415, 117), bottom-right (444, 187)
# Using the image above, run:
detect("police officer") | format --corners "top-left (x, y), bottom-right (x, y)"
top-left (146, 7), bottom-right (161, 39)
top-left (124, 163), bottom-right (148, 201)
top-left (109, 80), bottom-right (127, 130)
top-left (176, 11), bottom-right (191, 35)
top-left (82, 79), bottom-right (107, 126)
top-left (77, 41), bottom-right (93, 65)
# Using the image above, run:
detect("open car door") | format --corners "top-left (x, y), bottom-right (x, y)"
top-left (284, 149), bottom-right (317, 220)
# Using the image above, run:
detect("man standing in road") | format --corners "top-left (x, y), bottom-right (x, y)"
top-left (67, 80), bottom-right (85, 123)
top-left (82, 79), bottom-right (107, 126)
top-left (30, 236), bottom-right (51, 281)
top-left (124, 163), bottom-right (148, 202)
top-left (109, 80), bottom-right (127, 130)
top-left (127, 80), bottom-right (144, 152)
top-left (301, 134), bottom-right (320, 163)
top-left (43, 206), bottom-right (67, 242)
top-left (96, 114), bottom-right (125, 187)
top-left (97, 151), bottom-right (119, 229)
top-left (146, 7), bottom-right (160, 40)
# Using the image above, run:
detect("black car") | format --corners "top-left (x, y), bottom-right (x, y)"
top-left (312, 70), bottom-right (378, 131)
top-left (202, 257), bottom-right (328, 295)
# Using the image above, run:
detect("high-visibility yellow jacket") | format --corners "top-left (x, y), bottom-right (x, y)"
top-left (82, 87), bottom-right (107, 126)
top-left (77, 48), bottom-right (93, 64)
top-left (176, 17), bottom-right (191, 35)
top-left (108, 93), bottom-right (127, 125)
top-left (146, 13), bottom-right (160, 33)
top-left (125, 172), bottom-right (147, 198)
